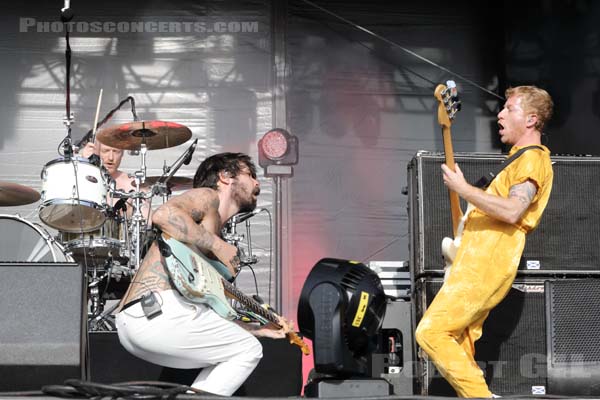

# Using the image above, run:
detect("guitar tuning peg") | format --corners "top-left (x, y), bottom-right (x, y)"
top-left (445, 80), bottom-right (458, 97)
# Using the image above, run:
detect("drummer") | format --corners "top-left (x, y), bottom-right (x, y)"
top-left (80, 141), bottom-right (151, 221)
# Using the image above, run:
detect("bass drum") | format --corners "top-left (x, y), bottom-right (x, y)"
top-left (0, 214), bottom-right (72, 262)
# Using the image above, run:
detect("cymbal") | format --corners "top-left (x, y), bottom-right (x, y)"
top-left (136, 176), bottom-right (194, 191)
top-left (96, 120), bottom-right (192, 150)
top-left (0, 182), bottom-right (41, 206)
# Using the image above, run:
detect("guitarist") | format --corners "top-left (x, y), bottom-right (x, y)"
top-left (415, 86), bottom-right (554, 398)
top-left (115, 152), bottom-right (293, 396)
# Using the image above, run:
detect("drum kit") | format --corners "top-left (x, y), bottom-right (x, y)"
top-left (1, 119), bottom-right (197, 331)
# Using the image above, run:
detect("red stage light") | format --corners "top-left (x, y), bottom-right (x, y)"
top-left (258, 129), bottom-right (298, 177)
top-left (261, 129), bottom-right (289, 160)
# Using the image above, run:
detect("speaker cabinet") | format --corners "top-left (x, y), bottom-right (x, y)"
top-left (546, 279), bottom-right (600, 395)
top-left (0, 262), bottom-right (86, 391)
top-left (408, 152), bottom-right (600, 275)
top-left (415, 276), bottom-right (548, 396)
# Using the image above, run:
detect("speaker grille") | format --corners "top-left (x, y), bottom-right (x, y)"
top-left (410, 153), bottom-right (600, 274)
top-left (0, 262), bottom-right (85, 391)
top-left (546, 279), bottom-right (600, 395)
top-left (548, 279), bottom-right (600, 364)
top-left (416, 277), bottom-right (547, 396)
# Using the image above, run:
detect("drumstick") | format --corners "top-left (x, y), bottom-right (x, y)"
top-left (91, 88), bottom-right (103, 144)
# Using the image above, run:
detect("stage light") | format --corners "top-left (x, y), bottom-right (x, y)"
top-left (258, 128), bottom-right (298, 177)
top-left (298, 258), bottom-right (387, 377)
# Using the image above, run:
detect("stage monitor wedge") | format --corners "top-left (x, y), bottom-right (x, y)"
top-left (0, 262), bottom-right (86, 392)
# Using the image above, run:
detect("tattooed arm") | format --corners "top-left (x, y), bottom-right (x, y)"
top-left (151, 188), bottom-right (240, 276)
top-left (441, 163), bottom-right (538, 225)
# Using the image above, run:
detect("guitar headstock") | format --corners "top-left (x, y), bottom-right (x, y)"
top-left (287, 332), bottom-right (311, 355)
top-left (434, 80), bottom-right (461, 128)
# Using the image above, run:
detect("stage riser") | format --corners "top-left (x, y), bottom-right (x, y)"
top-left (89, 332), bottom-right (303, 397)
top-left (408, 152), bottom-right (600, 275)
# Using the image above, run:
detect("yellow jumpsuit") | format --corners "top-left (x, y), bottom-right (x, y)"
top-left (415, 145), bottom-right (553, 397)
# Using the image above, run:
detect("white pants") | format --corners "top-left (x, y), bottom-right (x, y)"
top-left (115, 290), bottom-right (262, 396)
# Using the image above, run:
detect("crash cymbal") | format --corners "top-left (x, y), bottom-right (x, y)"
top-left (136, 176), bottom-right (194, 191)
top-left (96, 120), bottom-right (192, 150)
top-left (0, 182), bottom-right (41, 206)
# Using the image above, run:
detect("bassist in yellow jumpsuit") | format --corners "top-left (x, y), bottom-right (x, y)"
top-left (416, 86), bottom-right (554, 398)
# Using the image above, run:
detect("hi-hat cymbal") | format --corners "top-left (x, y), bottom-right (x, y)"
top-left (0, 182), bottom-right (41, 206)
top-left (136, 176), bottom-right (194, 191)
top-left (96, 120), bottom-right (192, 150)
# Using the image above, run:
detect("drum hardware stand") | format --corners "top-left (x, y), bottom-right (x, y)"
top-left (88, 277), bottom-right (104, 319)
top-left (89, 300), bottom-right (118, 331)
top-left (87, 258), bottom-right (122, 332)
top-left (130, 143), bottom-right (154, 270)
top-left (222, 214), bottom-right (261, 267)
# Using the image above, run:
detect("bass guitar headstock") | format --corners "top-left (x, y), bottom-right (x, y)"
top-left (434, 80), bottom-right (461, 128)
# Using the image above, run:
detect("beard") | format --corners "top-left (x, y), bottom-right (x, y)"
top-left (231, 181), bottom-right (259, 213)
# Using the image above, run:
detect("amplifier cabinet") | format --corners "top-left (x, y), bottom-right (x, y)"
top-left (414, 276), bottom-right (549, 396)
top-left (408, 151), bottom-right (600, 276)
top-left (546, 279), bottom-right (600, 396)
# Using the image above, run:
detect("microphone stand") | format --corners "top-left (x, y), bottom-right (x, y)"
top-left (151, 138), bottom-right (198, 198)
top-left (61, 4), bottom-right (75, 159)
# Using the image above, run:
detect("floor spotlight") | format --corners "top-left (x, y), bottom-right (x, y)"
top-left (298, 258), bottom-right (391, 397)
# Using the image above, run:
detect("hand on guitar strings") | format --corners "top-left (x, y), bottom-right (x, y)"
top-left (248, 316), bottom-right (295, 339)
top-left (441, 163), bottom-right (469, 194)
top-left (219, 241), bottom-right (242, 277)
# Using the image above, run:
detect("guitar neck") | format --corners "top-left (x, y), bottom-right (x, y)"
top-left (221, 279), bottom-right (280, 327)
top-left (442, 125), bottom-right (463, 236)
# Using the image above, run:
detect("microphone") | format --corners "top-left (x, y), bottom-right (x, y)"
top-left (231, 208), bottom-right (265, 224)
top-left (61, 0), bottom-right (74, 23)
top-left (183, 138), bottom-right (198, 165)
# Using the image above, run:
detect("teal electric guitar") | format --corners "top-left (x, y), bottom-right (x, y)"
top-left (160, 234), bottom-right (310, 355)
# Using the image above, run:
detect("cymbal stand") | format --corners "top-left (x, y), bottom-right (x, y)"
top-left (130, 143), bottom-right (152, 270)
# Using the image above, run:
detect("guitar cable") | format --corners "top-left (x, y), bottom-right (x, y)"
top-left (298, 0), bottom-right (504, 101)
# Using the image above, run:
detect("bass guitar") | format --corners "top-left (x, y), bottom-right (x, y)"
top-left (434, 81), bottom-right (466, 273)
top-left (158, 234), bottom-right (310, 355)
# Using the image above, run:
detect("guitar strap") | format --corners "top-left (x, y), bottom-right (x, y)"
top-left (154, 230), bottom-right (180, 290)
top-left (474, 145), bottom-right (544, 189)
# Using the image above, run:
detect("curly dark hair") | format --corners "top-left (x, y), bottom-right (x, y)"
top-left (193, 152), bottom-right (257, 189)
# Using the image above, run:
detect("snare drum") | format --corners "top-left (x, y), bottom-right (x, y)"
top-left (0, 214), bottom-right (72, 262)
top-left (59, 215), bottom-right (128, 262)
top-left (38, 157), bottom-right (108, 233)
